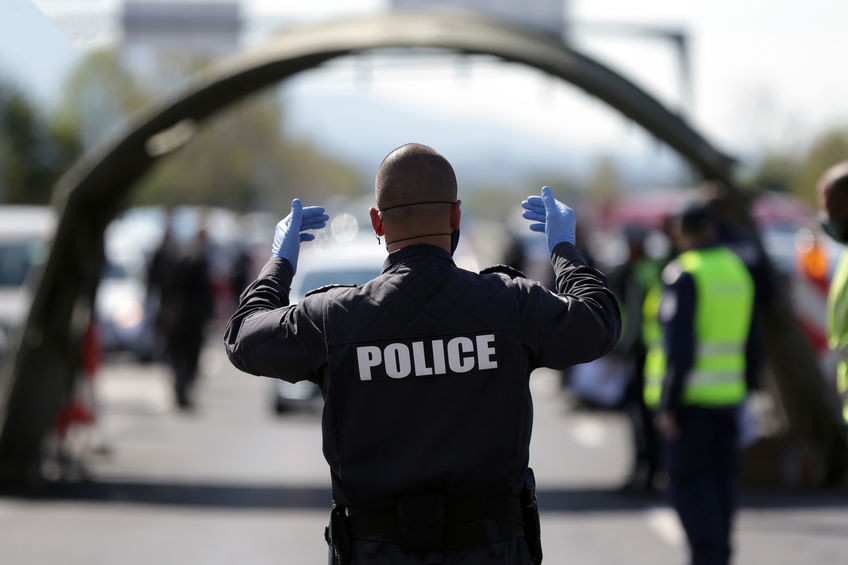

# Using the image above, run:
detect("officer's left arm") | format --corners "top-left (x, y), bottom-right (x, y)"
top-left (519, 187), bottom-right (620, 366)
top-left (224, 257), bottom-right (326, 383)
top-left (225, 199), bottom-right (329, 382)
top-left (521, 242), bottom-right (622, 368)
top-left (659, 270), bottom-right (696, 413)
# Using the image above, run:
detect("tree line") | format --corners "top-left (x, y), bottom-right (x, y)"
top-left (0, 47), bottom-right (365, 212)
top-left (1, 46), bottom-right (846, 210)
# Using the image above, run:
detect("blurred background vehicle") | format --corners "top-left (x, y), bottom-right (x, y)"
top-left (0, 205), bottom-right (56, 359)
top-left (95, 259), bottom-right (156, 362)
top-left (98, 205), bottom-right (246, 362)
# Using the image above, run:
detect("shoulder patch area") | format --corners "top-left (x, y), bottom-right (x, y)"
top-left (479, 264), bottom-right (526, 279)
top-left (662, 261), bottom-right (683, 285)
top-left (304, 283), bottom-right (356, 297)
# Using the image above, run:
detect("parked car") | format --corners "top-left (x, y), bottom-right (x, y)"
top-left (0, 206), bottom-right (56, 359)
top-left (272, 236), bottom-right (386, 414)
top-left (95, 260), bottom-right (156, 362)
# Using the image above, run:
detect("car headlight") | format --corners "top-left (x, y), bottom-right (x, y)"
top-left (114, 301), bottom-right (145, 329)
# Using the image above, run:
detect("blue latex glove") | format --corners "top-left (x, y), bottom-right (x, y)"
top-left (271, 198), bottom-right (329, 271)
top-left (521, 186), bottom-right (576, 252)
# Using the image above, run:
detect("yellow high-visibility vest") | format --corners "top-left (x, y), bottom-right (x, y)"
top-left (644, 247), bottom-right (754, 408)
top-left (616, 258), bottom-right (661, 342)
top-left (826, 251), bottom-right (848, 423)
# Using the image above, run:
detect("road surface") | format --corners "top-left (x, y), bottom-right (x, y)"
top-left (1, 339), bottom-right (847, 564)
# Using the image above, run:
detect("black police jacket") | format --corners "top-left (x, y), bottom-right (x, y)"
top-left (225, 242), bottom-right (620, 510)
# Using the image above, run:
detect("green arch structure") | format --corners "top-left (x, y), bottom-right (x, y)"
top-left (1, 9), bottom-right (843, 484)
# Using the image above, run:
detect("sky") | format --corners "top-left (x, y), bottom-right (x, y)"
top-left (2, 0), bottom-right (848, 189)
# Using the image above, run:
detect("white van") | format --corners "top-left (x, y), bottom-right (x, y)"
top-left (0, 206), bottom-right (56, 357)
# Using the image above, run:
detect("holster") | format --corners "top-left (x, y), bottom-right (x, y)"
top-left (521, 468), bottom-right (543, 565)
top-left (325, 503), bottom-right (352, 565)
top-left (397, 493), bottom-right (446, 552)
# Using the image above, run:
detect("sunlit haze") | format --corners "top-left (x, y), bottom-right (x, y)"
top-left (4, 0), bottom-right (848, 187)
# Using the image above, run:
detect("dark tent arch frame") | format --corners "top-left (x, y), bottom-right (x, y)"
top-left (1, 9), bottom-right (842, 484)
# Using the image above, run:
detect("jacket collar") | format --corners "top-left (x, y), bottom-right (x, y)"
top-left (382, 244), bottom-right (454, 273)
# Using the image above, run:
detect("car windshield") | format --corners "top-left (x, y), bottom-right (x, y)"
top-left (297, 268), bottom-right (381, 298)
top-left (0, 240), bottom-right (45, 287)
top-left (101, 261), bottom-right (129, 280)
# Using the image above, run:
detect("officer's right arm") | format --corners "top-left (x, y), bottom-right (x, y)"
top-left (224, 257), bottom-right (324, 383)
top-left (520, 242), bottom-right (621, 369)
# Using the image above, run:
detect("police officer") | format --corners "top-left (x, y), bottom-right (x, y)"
top-left (643, 205), bottom-right (755, 565)
top-left (817, 161), bottom-right (848, 425)
top-left (224, 143), bottom-right (621, 564)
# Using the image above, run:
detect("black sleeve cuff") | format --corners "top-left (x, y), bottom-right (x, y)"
top-left (258, 256), bottom-right (296, 290)
top-left (551, 241), bottom-right (586, 264)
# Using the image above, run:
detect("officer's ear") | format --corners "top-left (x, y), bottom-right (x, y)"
top-left (369, 207), bottom-right (384, 236)
top-left (450, 200), bottom-right (462, 230)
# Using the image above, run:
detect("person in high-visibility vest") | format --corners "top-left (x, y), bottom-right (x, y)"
top-left (817, 161), bottom-right (848, 425)
top-left (608, 224), bottom-right (662, 492)
top-left (643, 204), bottom-right (755, 565)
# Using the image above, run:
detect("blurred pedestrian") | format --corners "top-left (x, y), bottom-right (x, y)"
top-left (147, 213), bottom-right (178, 361)
top-left (703, 183), bottom-right (772, 448)
top-left (817, 161), bottom-right (848, 425)
top-left (703, 182), bottom-right (771, 388)
top-left (225, 143), bottom-right (621, 564)
top-left (644, 205), bottom-right (756, 565)
top-left (503, 230), bottom-right (529, 276)
top-left (165, 226), bottom-right (214, 410)
top-left (608, 224), bottom-right (661, 492)
top-left (231, 244), bottom-right (252, 307)
top-left (660, 213), bottom-right (682, 265)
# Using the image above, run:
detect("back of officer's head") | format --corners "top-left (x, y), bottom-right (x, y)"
top-left (677, 204), bottom-right (716, 250)
top-left (623, 224), bottom-right (648, 259)
top-left (375, 143), bottom-right (457, 214)
top-left (702, 180), bottom-right (743, 225)
top-left (819, 161), bottom-right (848, 219)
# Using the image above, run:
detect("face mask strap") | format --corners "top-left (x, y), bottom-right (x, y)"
top-left (378, 201), bottom-right (457, 248)
top-left (375, 219), bottom-right (383, 244)
top-left (378, 200), bottom-right (456, 212)
top-left (385, 232), bottom-right (452, 246)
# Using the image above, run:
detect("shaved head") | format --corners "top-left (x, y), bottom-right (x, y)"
top-left (370, 143), bottom-right (461, 252)
top-left (819, 161), bottom-right (848, 213)
top-left (818, 161), bottom-right (848, 243)
top-left (375, 143), bottom-right (457, 210)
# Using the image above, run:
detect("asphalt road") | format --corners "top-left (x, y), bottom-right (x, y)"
top-left (2, 339), bottom-right (847, 564)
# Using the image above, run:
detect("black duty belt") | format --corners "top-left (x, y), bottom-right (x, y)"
top-left (345, 494), bottom-right (525, 551)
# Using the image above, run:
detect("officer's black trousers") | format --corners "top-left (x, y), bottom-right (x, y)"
top-left (337, 538), bottom-right (533, 564)
top-left (664, 406), bottom-right (739, 565)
